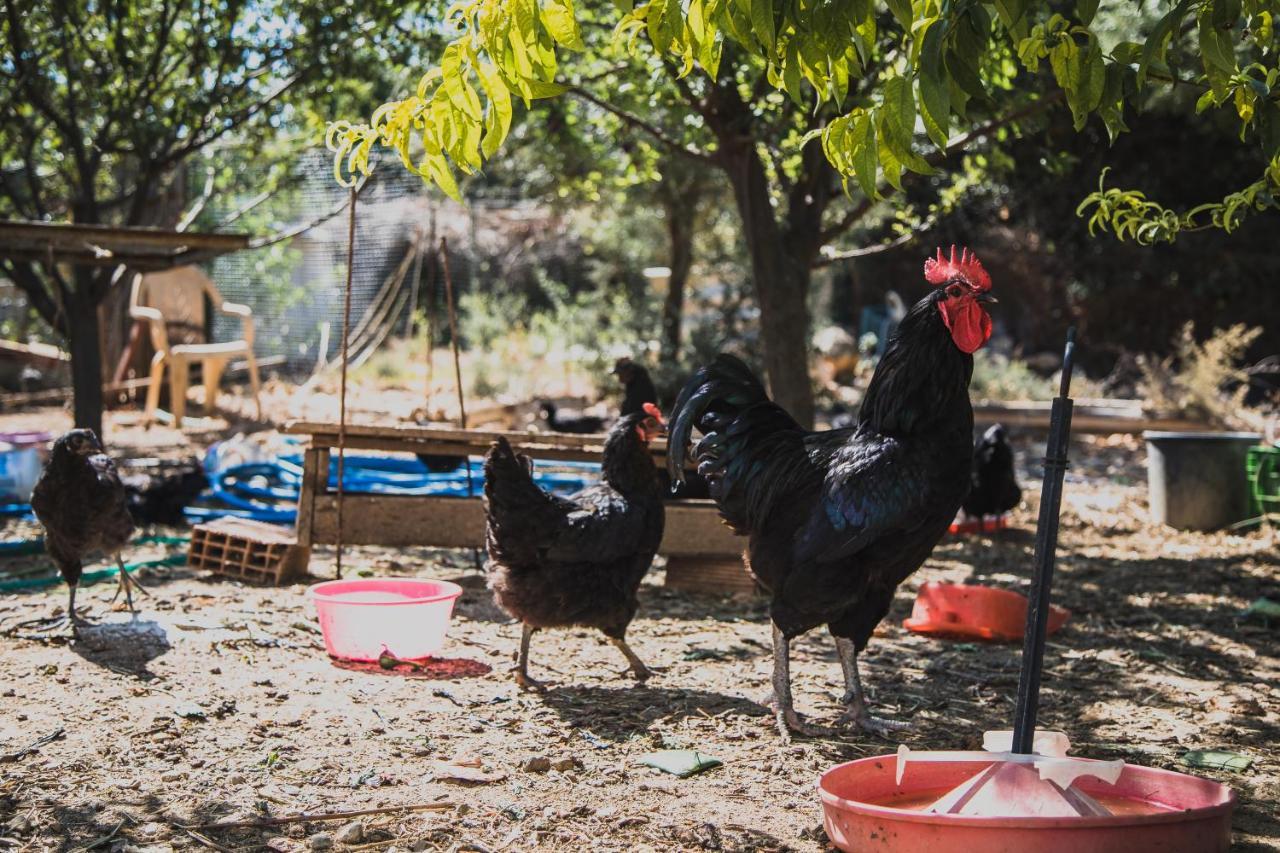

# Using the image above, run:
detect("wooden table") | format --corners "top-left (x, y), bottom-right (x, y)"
top-left (283, 421), bottom-right (754, 592)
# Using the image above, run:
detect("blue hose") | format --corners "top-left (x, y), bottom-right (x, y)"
top-left (186, 453), bottom-right (600, 525)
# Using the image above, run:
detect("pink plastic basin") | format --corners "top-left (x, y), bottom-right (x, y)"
top-left (820, 755), bottom-right (1234, 853)
top-left (310, 578), bottom-right (463, 662)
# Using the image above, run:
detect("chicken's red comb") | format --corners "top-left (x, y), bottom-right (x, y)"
top-left (642, 402), bottom-right (665, 424)
top-left (924, 245), bottom-right (991, 291)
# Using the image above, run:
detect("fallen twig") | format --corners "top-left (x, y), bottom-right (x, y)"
top-left (182, 828), bottom-right (237, 852)
top-left (68, 820), bottom-right (125, 853)
top-left (181, 802), bottom-right (455, 831)
top-left (1, 727), bottom-right (65, 762)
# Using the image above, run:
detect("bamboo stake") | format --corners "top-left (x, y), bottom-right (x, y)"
top-left (335, 185), bottom-right (358, 580)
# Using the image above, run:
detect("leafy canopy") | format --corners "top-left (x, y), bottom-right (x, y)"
top-left (330, 0), bottom-right (1280, 244)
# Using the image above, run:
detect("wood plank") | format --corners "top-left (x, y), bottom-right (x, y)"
top-left (309, 493), bottom-right (743, 557)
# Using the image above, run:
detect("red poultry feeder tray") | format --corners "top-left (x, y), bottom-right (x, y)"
top-left (903, 581), bottom-right (1070, 642)
top-left (819, 744), bottom-right (1235, 853)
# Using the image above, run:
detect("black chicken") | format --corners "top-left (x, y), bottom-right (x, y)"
top-left (483, 405), bottom-right (667, 688)
top-left (613, 357), bottom-right (660, 416)
top-left (962, 424), bottom-right (1021, 519)
top-left (669, 247), bottom-right (996, 739)
top-left (415, 453), bottom-right (465, 474)
top-left (122, 459), bottom-right (207, 525)
top-left (538, 401), bottom-right (606, 434)
top-left (30, 429), bottom-right (143, 629)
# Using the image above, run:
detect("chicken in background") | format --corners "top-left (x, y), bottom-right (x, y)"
top-left (669, 247), bottom-right (996, 740)
top-left (961, 423), bottom-right (1022, 521)
top-left (121, 458), bottom-right (207, 526)
top-left (29, 430), bottom-right (144, 631)
top-left (483, 404), bottom-right (667, 688)
top-left (613, 357), bottom-right (660, 416)
top-left (537, 400), bottom-right (607, 434)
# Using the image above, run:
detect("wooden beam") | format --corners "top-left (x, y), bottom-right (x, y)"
top-left (308, 493), bottom-right (744, 557)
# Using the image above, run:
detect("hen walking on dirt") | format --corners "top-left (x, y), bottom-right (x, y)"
top-left (483, 406), bottom-right (666, 689)
top-left (30, 429), bottom-right (143, 631)
top-left (668, 247), bottom-right (996, 740)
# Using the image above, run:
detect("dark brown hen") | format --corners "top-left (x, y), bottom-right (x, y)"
top-left (483, 408), bottom-right (666, 689)
top-left (30, 429), bottom-right (141, 629)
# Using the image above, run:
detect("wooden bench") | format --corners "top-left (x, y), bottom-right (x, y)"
top-left (283, 421), bottom-right (755, 593)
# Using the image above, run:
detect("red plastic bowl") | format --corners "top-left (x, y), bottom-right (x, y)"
top-left (903, 581), bottom-right (1069, 642)
top-left (310, 578), bottom-right (462, 662)
top-left (820, 754), bottom-right (1235, 853)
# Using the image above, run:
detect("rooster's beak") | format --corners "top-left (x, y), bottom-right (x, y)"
top-left (977, 293), bottom-right (998, 304)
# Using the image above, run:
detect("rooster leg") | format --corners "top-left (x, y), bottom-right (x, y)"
top-left (513, 624), bottom-right (546, 692)
top-left (109, 556), bottom-right (148, 613)
top-left (608, 636), bottom-right (652, 683)
top-left (771, 624), bottom-right (820, 742)
top-left (836, 637), bottom-right (909, 735)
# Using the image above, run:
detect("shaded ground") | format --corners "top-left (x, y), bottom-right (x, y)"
top-left (0, 416), bottom-right (1276, 851)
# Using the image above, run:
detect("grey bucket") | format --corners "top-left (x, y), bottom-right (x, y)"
top-left (1144, 431), bottom-right (1262, 530)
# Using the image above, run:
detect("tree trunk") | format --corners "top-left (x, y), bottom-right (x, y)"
top-left (720, 143), bottom-right (816, 427)
top-left (661, 196), bottom-right (694, 366)
top-left (67, 288), bottom-right (104, 438)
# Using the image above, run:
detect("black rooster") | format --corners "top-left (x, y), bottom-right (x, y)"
top-left (961, 424), bottom-right (1021, 519)
top-left (483, 405), bottom-right (667, 688)
top-left (30, 430), bottom-right (143, 629)
top-left (538, 401), bottom-right (606, 434)
top-left (669, 247), bottom-right (996, 739)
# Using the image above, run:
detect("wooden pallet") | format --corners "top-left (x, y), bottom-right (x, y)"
top-left (188, 517), bottom-right (310, 585)
top-left (664, 555), bottom-right (760, 596)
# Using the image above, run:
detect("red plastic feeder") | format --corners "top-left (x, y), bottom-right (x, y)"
top-left (819, 745), bottom-right (1234, 853)
top-left (903, 581), bottom-right (1070, 642)
top-left (948, 513), bottom-right (1010, 535)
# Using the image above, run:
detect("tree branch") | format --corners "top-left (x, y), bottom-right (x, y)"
top-left (567, 85), bottom-right (717, 165)
top-left (1, 260), bottom-right (68, 336)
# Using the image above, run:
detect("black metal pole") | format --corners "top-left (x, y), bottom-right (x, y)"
top-left (1011, 327), bottom-right (1077, 754)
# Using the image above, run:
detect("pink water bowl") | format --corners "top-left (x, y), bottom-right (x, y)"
top-left (310, 578), bottom-right (463, 662)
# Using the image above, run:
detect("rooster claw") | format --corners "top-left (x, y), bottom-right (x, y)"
top-left (773, 705), bottom-right (823, 743)
top-left (513, 668), bottom-right (548, 692)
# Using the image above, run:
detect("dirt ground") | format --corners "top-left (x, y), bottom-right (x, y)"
top-left (0, 404), bottom-right (1277, 852)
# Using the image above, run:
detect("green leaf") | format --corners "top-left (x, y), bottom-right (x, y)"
top-left (648, 0), bottom-right (676, 54)
top-left (541, 0), bottom-right (584, 49)
top-left (993, 0), bottom-right (1030, 40)
top-left (852, 113), bottom-right (878, 198)
top-left (1198, 10), bottom-right (1238, 76)
top-left (886, 0), bottom-right (914, 32)
top-left (946, 48), bottom-right (988, 101)
top-left (751, 0), bottom-right (776, 51)
top-left (475, 62), bottom-right (513, 159)
top-left (1196, 89), bottom-right (1218, 113)
top-left (918, 22), bottom-right (950, 148)
top-left (1139, 0), bottom-right (1195, 86)
top-left (1076, 0), bottom-right (1099, 26)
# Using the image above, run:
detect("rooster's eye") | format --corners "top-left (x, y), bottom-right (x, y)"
top-left (946, 284), bottom-right (964, 298)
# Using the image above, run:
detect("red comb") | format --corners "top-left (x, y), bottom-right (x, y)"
top-left (642, 402), bottom-right (665, 424)
top-left (923, 245), bottom-right (991, 291)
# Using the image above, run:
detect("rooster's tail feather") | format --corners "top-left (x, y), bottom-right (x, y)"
top-left (668, 354), bottom-right (804, 533)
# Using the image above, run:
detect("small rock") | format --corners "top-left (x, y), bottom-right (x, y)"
top-left (139, 822), bottom-right (164, 837)
top-left (279, 784), bottom-right (302, 796)
top-left (226, 773), bottom-right (247, 785)
top-left (308, 832), bottom-right (334, 850)
top-left (266, 838), bottom-right (294, 852)
top-left (522, 756), bottom-right (552, 773)
top-left (334, 821), bottom-right (364, 845)
top-left (6, 814), bottom-right (33, 834)
top-left (160, 770), bottom-right (185, 783)
top-left (550, 756), bottom-right (578, 772)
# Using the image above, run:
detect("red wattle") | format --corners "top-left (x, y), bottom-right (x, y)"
top-left (942, 302), bottom-right (992, 354)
